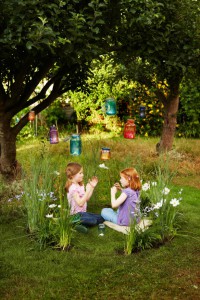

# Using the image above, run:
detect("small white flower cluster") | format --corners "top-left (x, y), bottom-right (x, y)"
top-left (152, 195), bottom-right (182, 211)
top-left (7, 191), bottom-right (24, 202)
top-left (142, 187), bottom-right (183, 216)
top-left (38, 191), bottom-right (57, 202)
top-left (46, 202), bottom-right (62, 218)
top-left (142, 182), bottom-right (150, 191)
top-left (141, 181), bottom-right (158, 191)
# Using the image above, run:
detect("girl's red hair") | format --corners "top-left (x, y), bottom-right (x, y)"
top-left (120, 168), bottom-right (141, 191)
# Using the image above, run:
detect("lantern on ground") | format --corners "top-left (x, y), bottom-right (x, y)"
top-left (70, 134), bottom-right (82, 155)
top-left (49, 125), bottom-right (59, 144)
top-left (104, 98), bottom-right (117, 116)
top-left (139, 105), bottom-right (146, 118)
top-left (123, 119), bottom-right (136, 139)
top-left (28, 110), bottom-right (35, 121)
top-left (100, 147), bottom-right (111, 160)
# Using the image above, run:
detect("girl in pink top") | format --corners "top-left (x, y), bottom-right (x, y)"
top-left (65, 162), bottom-right (104, 228)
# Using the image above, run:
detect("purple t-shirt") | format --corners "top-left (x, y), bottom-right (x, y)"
top-left (117, 188), bottom-right (140, 226)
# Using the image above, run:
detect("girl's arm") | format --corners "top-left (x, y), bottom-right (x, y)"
top-left (72, 187), bottom-right (93, 207)
top-left (111, 186), bottom-right (127, 208)
top-left (85, 176), bottom-right (98, 199)
top-left (73, 177), bottom-right (98, 207)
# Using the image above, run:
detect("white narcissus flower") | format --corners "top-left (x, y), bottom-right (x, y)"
top-left (142, 182), bottom-right (150, 191)
top-left (153, 199), bottom-right (165, 210)
top-left (162, 187), bottom-right (170, 195)
top-left (46, 214), bottom-right (53, 218)
top-left (153, 202), bottom-right (163, 209)
top-left (170, 198), bottom-right (180, 207)
top-left (49, 204), bottom-right (57, 208)
top-left (99, 163), bottom-right (109, 169)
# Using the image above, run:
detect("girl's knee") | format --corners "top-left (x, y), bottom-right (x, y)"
top-left (101, 208), bottom-right (109, 216)
top-left (101, 208), bottom-right (113, 219)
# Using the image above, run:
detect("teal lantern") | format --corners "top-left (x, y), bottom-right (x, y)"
top-left (104, 98), bottom-right (117, 116)
top-left (70, 134), bottom-right (82, 156)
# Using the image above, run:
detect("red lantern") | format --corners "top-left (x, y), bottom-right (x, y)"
top-left (28, 110), bottom-right (35, 121)
top-left (123, 119), bottom-right (136, 139)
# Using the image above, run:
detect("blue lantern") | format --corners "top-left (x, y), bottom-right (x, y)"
top-left (139, 105), bottom-right (146, 118)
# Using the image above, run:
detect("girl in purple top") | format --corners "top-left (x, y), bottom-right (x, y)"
top-left (101, 167), bottom-right (141, 226)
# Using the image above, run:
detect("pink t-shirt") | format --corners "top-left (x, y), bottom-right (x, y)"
top-left (67, 183), bottom-right (86, 215)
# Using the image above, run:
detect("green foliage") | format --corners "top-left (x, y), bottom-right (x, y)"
top-left (178, 78), bottom-right (200, 137)
top-left (21, 148), bottom-right (76, 249)
top-left (41, 98), bottom-right (76, 127)
top-left (67, 54), bottom-right (199, 137)
top-left (67, 57), bottom-right (164, 136)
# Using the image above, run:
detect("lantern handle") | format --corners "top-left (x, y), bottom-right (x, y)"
top-left (63, 136), bottom-right (71, 142)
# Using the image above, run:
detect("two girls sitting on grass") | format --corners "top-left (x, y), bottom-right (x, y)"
top-left (65, 162), bottom-right (141, 232)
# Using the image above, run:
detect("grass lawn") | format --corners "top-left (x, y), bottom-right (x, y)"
top-left (0, 135), bottom-right (200, 299)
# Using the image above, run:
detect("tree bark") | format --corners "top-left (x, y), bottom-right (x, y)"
top-left (157, 90), bottom-right (180, 153)
top-left (0, 119), bottom-right (19, 179)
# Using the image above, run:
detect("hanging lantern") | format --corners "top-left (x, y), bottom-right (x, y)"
top-left (70, 134), bottom-right (82, 155)
top-left (100, 147), bottom-right (111, 160)
top-left (139, 105), bottom-right (146, 118)
top-left (28, 110), bottom-right (35, 121)
top-left (104, 98), bottom-right (117, 116)
top-left (49, 125), bottom-right (59, 144)
top-left (123, 119), bottom-right (136, 139)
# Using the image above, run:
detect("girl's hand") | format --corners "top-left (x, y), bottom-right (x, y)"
top-left (89, 176), bottom-right (98, 188)
top-left (111, 186), bottom-right (117, 194)
top-left (114, 182), bottom-right (122, 190)
top-left (86, 183), bottom-right (92, 192)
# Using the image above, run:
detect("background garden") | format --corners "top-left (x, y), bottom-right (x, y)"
top-left (0, 134), bottom-right (200, 299)
top-left (1, 0), bottom-right (200, 299)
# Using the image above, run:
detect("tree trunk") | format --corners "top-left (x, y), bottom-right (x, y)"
top-left (157, 91), bottom-right (180, 153)
top-left (0, 120), bottom-right (19, 179)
